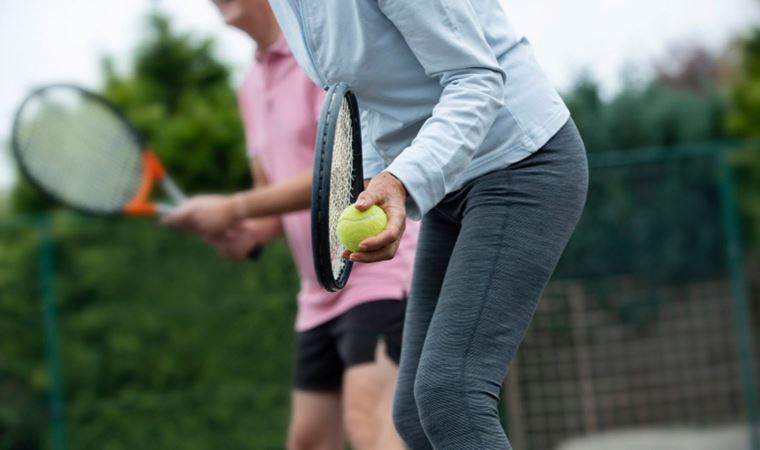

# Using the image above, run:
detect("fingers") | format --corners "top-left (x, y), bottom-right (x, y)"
top-left (161, 195), bottom-right (237, 236)
top-left (161, 198), bottom-right (203, 229)
top-left (161, 209), bottom-right (194, 230)
top-left (341, 222), bottom-right (402, 262)
top-left (347, 171), bottom-right (408, 263)
top-left (348, 240), bottom-right (400, 263)
top-left (355, 219), bottom-right (404, 252)
top-left (344, 217), bottom-right (404, 263)
top-left (355, 190), bottom-right (379, 211)
top-left (205, 232), bottom-right (252, 261)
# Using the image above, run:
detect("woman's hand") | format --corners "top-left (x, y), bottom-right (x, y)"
top-left (161, 194), bottom-right (241, 237)
top-left (346, 171), bottom-right (407, 263)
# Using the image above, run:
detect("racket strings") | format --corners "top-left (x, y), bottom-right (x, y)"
top-left (328, 98), bottom-right (356, 279)
top-left (14, 90), bottom-right (144, 212)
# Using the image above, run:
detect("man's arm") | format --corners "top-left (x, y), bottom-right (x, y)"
top-left (203, 159), bottom-right (283, 261)
top-left (245, 158), bottom-right (284, 242)
top-left (234, 160), bottom-right (312, 218)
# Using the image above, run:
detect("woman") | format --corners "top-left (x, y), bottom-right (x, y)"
top-left (168, 1), bottom-right (588, 448)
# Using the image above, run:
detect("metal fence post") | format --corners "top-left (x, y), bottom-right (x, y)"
top-left (36, 215), bottom-right (67, 450)
top-left (719, 150), bottom-right (760, 450)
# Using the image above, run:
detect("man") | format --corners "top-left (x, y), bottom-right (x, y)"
top-left (165, 1), bottom-right (418, 449)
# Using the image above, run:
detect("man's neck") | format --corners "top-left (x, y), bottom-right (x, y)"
top-left (240, 18), bottom-right (280, 52)
top-left (253, 28), bottom-right (280, 51)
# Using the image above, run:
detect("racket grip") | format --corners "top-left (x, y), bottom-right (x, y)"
top-left (162, 176), bottom-right (187, 204)
top-left (247, 245), bottom-right (264, 260)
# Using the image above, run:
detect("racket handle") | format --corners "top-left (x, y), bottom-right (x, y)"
top-left (155, 203), bottom-right (175, 215)
top-left (162, 176), bottom-right (187, 204)
top-left (247, 245), bottom-right (264, 260)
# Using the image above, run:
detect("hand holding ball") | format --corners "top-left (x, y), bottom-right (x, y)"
top-left (337, 204), bottom-right (388, 252)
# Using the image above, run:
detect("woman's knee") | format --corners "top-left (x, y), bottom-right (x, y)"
top-left (413, 368), bottom-right (460, 428)
top-left (392, 378), bottom-right (430, 447)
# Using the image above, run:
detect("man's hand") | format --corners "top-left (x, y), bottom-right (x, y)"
top-left (345, 171), bottom-right (407, 263)
top-left (162, 194), bottom-right (241, 237)
top-left (205, 220), bottom-right (265, 261)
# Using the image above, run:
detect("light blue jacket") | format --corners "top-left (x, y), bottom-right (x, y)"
top-left (269, 0), bottom-right (570, 219)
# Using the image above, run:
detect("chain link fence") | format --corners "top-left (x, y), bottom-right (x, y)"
top-left (505, 143), bottom-right (760, 450)
top-left (1, 142), bottom-right (759, 450)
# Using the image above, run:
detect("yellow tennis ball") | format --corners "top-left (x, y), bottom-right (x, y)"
top-left (337, 204), bottom-right (388, 252)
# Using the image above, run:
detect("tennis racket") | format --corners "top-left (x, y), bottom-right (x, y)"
top-left (311, 83), bottom-right (363, 292)
top-left (11, 84), bottom-right (263, 258)
top-left (11, 84), bottom-right (185, 216)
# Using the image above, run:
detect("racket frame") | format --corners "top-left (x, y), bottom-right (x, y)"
top-left (11, 83), bottom-right (184, 216)
top-left (311, 83), bottom-right (364, 292)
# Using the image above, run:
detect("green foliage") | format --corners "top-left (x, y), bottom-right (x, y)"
top-left (726, 29), bottom-right (760, 252)
top-left (101, 14), bottom-right (250, 194)
top-left (2, 12), bottom-right (302, 450)
top-left (558, 48), bottom-right (732, 287)
top-left (55, 217), bottom-right (297, 450)
top-left (0, 195), bottom-right (8, 218)
top-left (0, 215), bottom-right (299, 450)
top-left (2, 10), bottom-right (757, 450)
top-left (727, 29), bottom-right (760, 137)
top-left (0, 141), bottom-right (14, 217)
top-left (565, 75), bottom-right (727, 153)
top-left (0, 222), bottom-right (47, 450)
top-left (557, 152), bottom-right (724, 283)
top-left (10, 13), bottom-right (250, 215)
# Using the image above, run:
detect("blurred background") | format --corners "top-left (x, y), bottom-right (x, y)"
top-left (2, 0), bottom-right (760, 449)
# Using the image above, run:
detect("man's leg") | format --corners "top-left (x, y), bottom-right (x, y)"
top-left (333, 300), bottom-right (407, 450)
top-left (288, 390), bottom-right (345, 450)
top-left (290, 320), bottom-right (347, 450)
top-left (343, 341), bottom-right (404, 450)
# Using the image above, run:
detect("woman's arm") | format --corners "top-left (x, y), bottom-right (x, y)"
top-left (379, 1), bottom-right (505, 218)
top-left (351, 1), bottom-right (506, 262)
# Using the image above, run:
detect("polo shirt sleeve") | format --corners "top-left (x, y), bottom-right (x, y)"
top-left (238, 67), bottom-right (260, 160)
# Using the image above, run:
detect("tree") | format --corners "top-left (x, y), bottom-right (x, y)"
top-left (727, 29), bottom-right (760, 137)
top-left (726, 29), bottom-right (760, 252)
top-left (10, 13), bottom-right (251, 214)
top-left (101, 14), bottom-right (251, 194)
top-left (564, 47), bottom-right (729, 154)
top-left (2, 13), bottom-right (299, 450)
top-left (559, 45), bottom-right (733, 283)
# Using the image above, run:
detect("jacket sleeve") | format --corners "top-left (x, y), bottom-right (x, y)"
top-left (361, 109), bottom-right (388, 179)
top-left (377, 0), bottom-right (506, 219)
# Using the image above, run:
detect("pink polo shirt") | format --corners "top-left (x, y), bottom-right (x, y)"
top-left (239, 37), bottom-right (419, 332)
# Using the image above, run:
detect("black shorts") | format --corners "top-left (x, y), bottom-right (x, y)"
top-left (294, 299), bottom-right (406, 391)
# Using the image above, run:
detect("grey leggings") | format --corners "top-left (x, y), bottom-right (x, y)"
top-left (392, 120), bottom-right (588, 450)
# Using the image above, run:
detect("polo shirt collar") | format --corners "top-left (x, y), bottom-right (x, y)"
top-left (255, 34), bottom-right (290, 62)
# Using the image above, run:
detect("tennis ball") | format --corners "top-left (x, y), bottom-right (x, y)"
top-left (337, 204), bottom-right (388, 252)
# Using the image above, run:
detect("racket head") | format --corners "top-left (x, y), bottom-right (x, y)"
top-left (11, 84), bottom-right (159, 215)
top-left (311, 83), bottom-right (364, 292)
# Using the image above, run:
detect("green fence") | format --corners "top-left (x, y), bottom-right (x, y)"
top-left (505, 142), bottom-right (760, 450)
top-left (1, 141), bottom-right (759, 450)
top-left (0, 216), bottom-right (64, 450)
